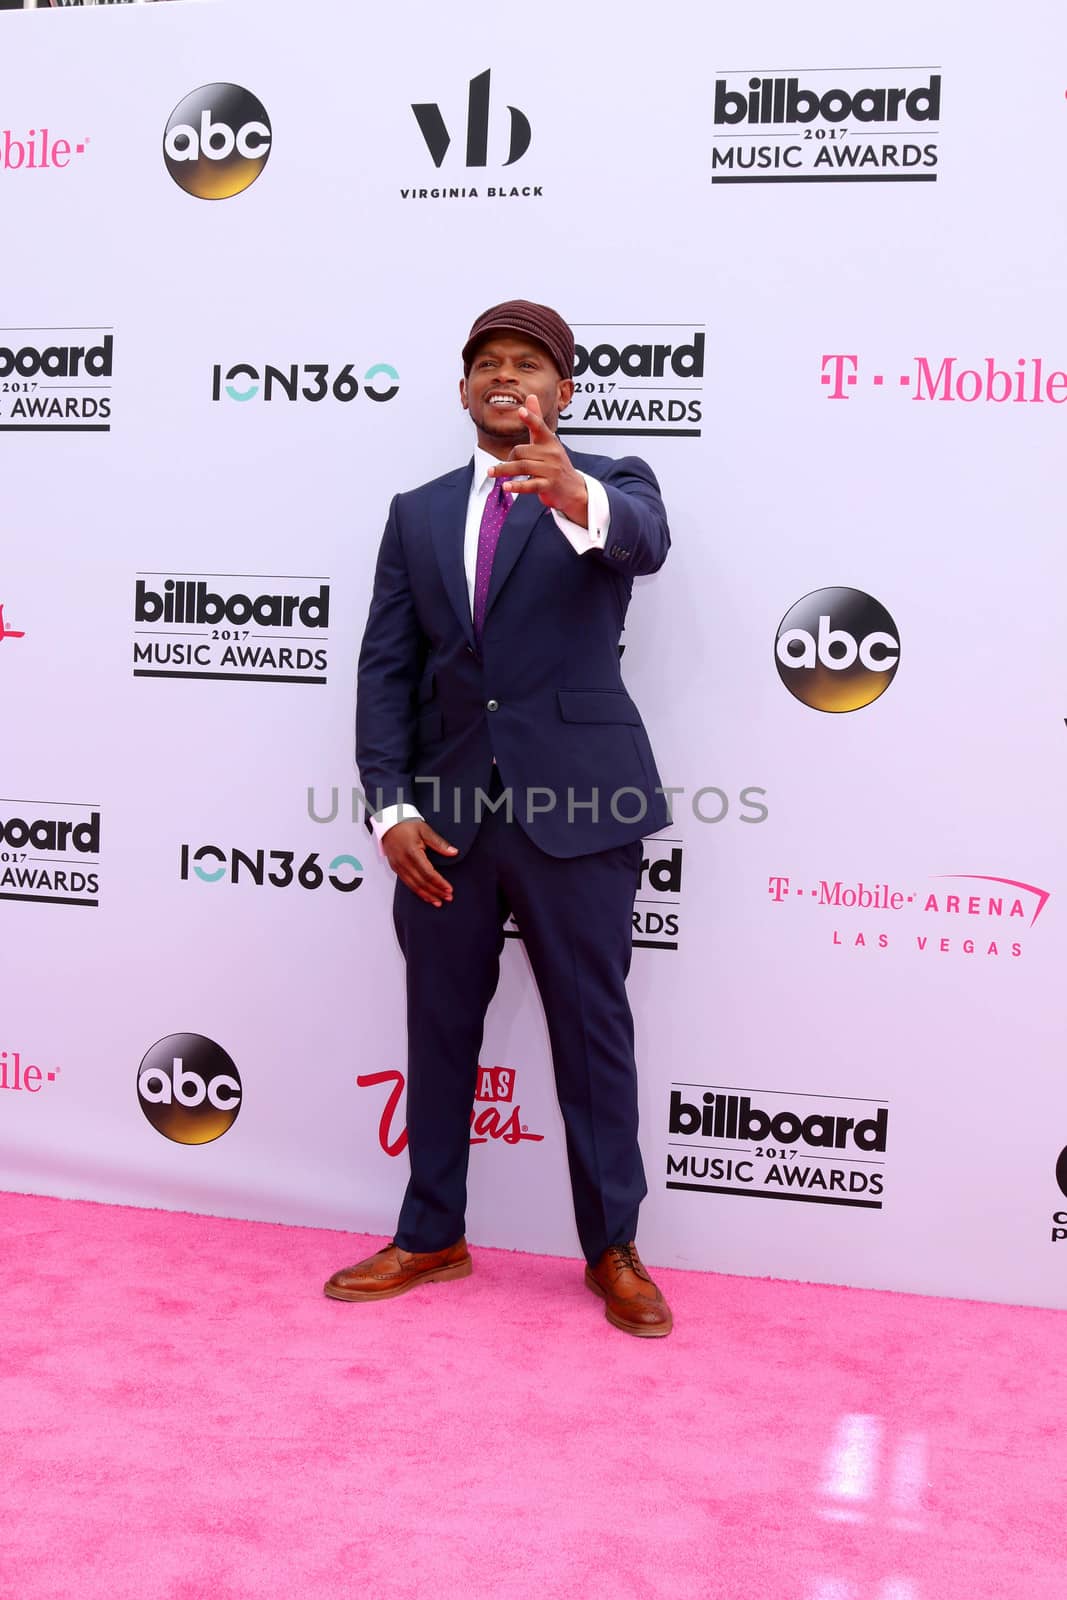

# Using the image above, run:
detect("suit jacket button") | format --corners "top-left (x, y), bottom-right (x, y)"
top-left (486, 698), bottom-right (500, 712)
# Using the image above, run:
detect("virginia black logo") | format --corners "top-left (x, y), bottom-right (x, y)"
top-left (164, 84), bottom-right (271, 199)
top-left (402, 69), bottom-right (541, 200)
top-left (132, 574), bottom-right (330, 685)
top-left (412, 69), bottom-right (529, 167)
top-left (137, 1033), bottom-right (242, 1145)
top-left (0, 803), bottom-right (101, 907)
top-left (775, 587), bottom-right (900, 712)
top-left (0, 328), bottom-right (113, 433)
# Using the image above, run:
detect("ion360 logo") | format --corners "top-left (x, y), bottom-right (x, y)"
top-left (164, 84), bottom-right (271, 199)
top-left (137, 1033), bottom-right (242, 1144)
top-left (775, 587), bottom-right (900, 712)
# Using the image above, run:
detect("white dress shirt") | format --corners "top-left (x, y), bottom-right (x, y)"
top-left (371, 447), bottom-right (612, 841)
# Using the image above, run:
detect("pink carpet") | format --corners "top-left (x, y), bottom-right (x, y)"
top-left (3, 1192), bottom-right (1066, 1600)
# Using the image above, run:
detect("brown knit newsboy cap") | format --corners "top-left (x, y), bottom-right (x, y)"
top-left (462, 300), bottom-right (575, 380)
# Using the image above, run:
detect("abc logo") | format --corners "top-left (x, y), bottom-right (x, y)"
top-left (1056, 1146), bottom-right (1067, 1200)
top-left (137, 1033), bottom-right (242, 1145)
top-left (775, 586), bottom-right (900, 712)
top-left (163, 84), bottom-right (271, 200)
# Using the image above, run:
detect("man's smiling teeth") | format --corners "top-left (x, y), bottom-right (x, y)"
top-left (488, 395), bottom-right (520, 407)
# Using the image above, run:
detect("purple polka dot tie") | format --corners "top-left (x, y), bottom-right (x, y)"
top-left (472, 479), bottom-right (514, 644)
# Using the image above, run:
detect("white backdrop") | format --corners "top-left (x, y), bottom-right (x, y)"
top-left (2, 0), bottom-right (1065, 1308)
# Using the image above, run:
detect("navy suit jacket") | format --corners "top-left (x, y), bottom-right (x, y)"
top-left (356, 447), bottom-right (671, 860)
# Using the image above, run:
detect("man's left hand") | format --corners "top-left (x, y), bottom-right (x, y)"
top-left (487, 394), bottom-right (588, 527)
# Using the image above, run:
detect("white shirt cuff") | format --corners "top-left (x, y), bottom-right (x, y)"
top-left (371, 802), bottom-right (423, 855)
top-left (550, 473), bottom-right (610, 555)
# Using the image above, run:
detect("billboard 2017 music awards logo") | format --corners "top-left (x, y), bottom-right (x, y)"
top-left (558, 325), bottom-right (704, 440)
top-left (180, 843), bottom-right (363, 892)
top-left (132, 573), bottom-right (330, 685)
top-left (0, 329), bottom-right (113, 432)
top-left (667, 1083), bottom-right (888, 1207)
top-left (358, 1064), bottom-right (544, 1156)
top-left (712, 67), bottom-right (940, 184)
top-left (137, 1033), bottom-right (242, 1145)
top-left (0, 801), bottom-right (101, 907)
top-left (768, 872), bottom-right (1049, 960)
top-left (402, 68), bottom-right (542, 200)
top-left (634, 840), bottom-right (683, 950)
top-left (776, 588), bottom-right (899, 712)
top-left (164, 85), bottom-right (271, 200)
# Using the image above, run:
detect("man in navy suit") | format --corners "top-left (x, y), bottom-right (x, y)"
top-left (325, 301), bottom-right (674, 1336)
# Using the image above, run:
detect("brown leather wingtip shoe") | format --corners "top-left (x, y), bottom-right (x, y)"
top-left (324, 1238), bottom-right (472, 1302)
top-left (585, 1242), bottom-right (673, 1338)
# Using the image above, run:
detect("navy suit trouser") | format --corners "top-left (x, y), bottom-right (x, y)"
top-left (391, 788), bottom-right (647, 1265)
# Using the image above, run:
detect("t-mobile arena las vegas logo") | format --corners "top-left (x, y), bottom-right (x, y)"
top-left (767, 872), bottom-right (1049, 960)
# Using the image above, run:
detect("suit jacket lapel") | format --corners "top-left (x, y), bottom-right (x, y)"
top-left (429, 462), bottom-right (475, 649)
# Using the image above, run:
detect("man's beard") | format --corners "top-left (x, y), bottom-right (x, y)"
top-left (477, 407), bottom-right (531, 444)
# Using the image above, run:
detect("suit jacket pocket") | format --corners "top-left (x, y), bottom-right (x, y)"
top-left (557, 689), bottom-right (641, 725)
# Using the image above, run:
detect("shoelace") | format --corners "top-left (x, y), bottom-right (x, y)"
top-left (606, 1243), bottom-right (647, 1280)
